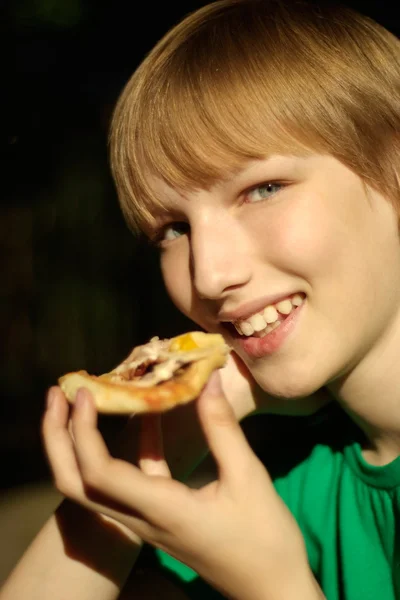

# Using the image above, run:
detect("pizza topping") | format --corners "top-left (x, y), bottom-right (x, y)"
top-left (169, 333), bottom-right (199, 352)
top-left (120, 359), bottom-right (157, 380)
top-left (58, 331), bottom-right (231, 414)
top-left (108, 333), bottom-right (230, 388)
top-left (110, 350), bottom-right (209, 387)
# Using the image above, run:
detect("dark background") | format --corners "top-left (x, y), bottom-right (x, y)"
top-left (2, 0), bottom-right (399, 493)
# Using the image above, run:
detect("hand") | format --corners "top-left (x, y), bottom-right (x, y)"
top-left (157, 351), bottom-right (259, 480)
top-left (43, 376), bottom-right (321, 600)
top-left (219, 352), bottom-right (258, 419)
top-left (220, 352), bottom-right (331, 417)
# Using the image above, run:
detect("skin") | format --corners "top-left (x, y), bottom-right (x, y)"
top-left (1, 376), bottom-right (323, 600)
top-left (2, 152), bottom-right (399, 599)
top-left (156, 154), bottom-right (400, 462)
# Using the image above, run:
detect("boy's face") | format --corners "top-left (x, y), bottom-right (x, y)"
top-left (147, 154), bottom-right (400, 400)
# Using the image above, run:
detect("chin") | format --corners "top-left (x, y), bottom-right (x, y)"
top-left (254, 368), bottom-right (328, 402)
top-left (253, 373), bottom-right (331, 416)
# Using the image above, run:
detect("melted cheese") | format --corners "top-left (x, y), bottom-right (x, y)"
top-left (169, 333), bottom-right (199, 352)
top-left (110, 335), bottom-right (228, 388)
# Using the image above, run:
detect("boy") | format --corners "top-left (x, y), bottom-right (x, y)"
top-left (2, 1), bottom-right (400, 599)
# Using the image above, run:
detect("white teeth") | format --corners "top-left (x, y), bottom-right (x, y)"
top-left (240, 321), bottom-right (255, 336)
top-left (263, 305), bottom-right (279, 323)
top-left (232, 294), bottom-right (304, 337)
top-left (235, 322), bottom-right (243, 335)
top-left (276, 299), bottom-right (292, 315)
top-left (254, 328), bottom-right (269, 338)
top-left (253, 321), bottom-right (280, 338)
top-left (292, 294), bottom-right (303, 307)
top-left (249, 313), bottom-right (267, 331)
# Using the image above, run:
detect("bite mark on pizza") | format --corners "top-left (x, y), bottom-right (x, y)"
top-left (58, 332), bottom-right (231, 414)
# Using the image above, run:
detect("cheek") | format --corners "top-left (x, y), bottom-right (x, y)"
top-left (161, 248), bottom-right (193, 316)
top-left (251, 193), bottom-right (342, 277)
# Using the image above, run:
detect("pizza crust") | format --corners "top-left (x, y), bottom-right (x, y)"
top-left (58, 332), bottom-right (230, 414)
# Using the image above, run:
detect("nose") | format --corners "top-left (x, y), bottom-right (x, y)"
top-left (190, 214), bottom-right (252, 299)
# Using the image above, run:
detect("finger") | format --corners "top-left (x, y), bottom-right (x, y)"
top-left (42, 387), bottom-right (84, 497)
top-left (71, 388), bottom-right (172, 518)
top-left (72, 388), bottom-right (115, 483)
top-left (196, 372), bottom-right (258, 484)
top-left (44, 390), bottom-right (163, 542)
top-left (138, 415), bottom-right (171, 477)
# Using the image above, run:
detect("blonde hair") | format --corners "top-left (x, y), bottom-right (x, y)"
top-left (109, 0), bottom-right (400, 234)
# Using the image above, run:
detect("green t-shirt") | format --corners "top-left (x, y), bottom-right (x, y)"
top-left (153, 405), bottom-right (400, 599)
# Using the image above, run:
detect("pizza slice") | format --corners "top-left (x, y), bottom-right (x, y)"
top-left (58, 331), bottom-right (230, 414)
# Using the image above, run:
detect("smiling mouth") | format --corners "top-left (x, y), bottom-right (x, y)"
top-left (224, 293), bottom-right (305, 338)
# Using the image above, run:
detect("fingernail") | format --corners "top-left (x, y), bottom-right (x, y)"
top-left (46, 388), bottom-right (57, 410)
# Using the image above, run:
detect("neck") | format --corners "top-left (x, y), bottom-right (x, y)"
top-left (329, 320), bottom-right (400, 466)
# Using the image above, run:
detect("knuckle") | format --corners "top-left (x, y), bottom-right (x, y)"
top-left (79, 459), bottom-right (109, 489)
top-left (152, 501), bottom-right (183, 530)
top-left (54, 473), bottom-right (78, 498)
top-left (154, 486), bottom-right (191, 530)
top-left (79, 467), bottom-right (101, 489)
top-left (207, 405), bottom-right (234, 428)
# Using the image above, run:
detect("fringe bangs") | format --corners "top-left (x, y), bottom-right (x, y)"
top-left (109, 0), bottom-right (400, 234)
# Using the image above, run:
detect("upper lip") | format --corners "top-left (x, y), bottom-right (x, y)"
top-left (218, 292), bottom-right (303, 323)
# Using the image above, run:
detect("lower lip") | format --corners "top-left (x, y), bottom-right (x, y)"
top-left (232, 302), bottom-right (305, 358)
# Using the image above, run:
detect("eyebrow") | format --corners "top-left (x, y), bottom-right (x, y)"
top-left (221, 155), bottom-right (306, 187)
top-left (148, 154), bottom-right (308, 212)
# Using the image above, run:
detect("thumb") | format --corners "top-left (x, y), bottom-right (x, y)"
top-left (197, 371), bottom-right (254, 481)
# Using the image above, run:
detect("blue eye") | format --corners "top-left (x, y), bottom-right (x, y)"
top-left (161, 222), bottom-right (190, 243)
top-left (247, 182), bottom-right (282, 203)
